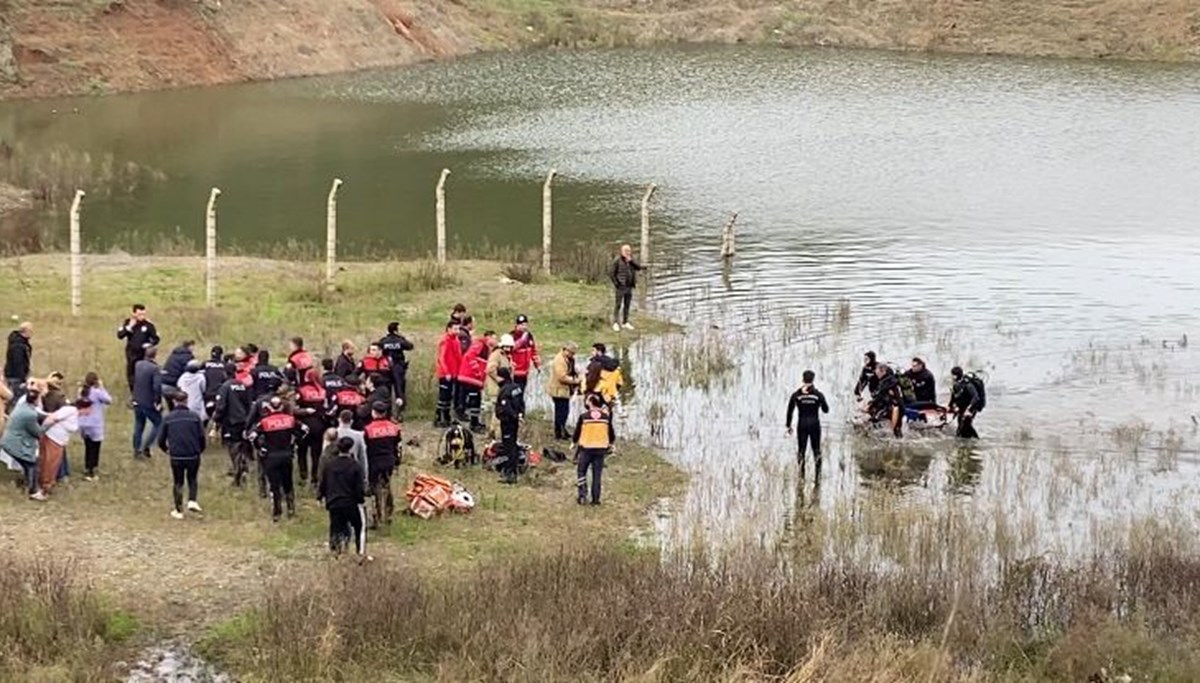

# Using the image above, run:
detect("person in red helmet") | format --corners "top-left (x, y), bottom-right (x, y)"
top-left (509, 314), bottom-right (541, 391)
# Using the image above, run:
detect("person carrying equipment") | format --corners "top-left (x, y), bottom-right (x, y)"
top-left (869, 364), bottom-right (904, 438)
top-left (948, 367), bottom-right (984, 439)
top-left (573, 393), bottom-right (615, 505)
top-left (363, 401), bottom-right (402, 528)
top-left (786, 369), bottom-right (829, 478)
top-left (249, 398), bottom-right (308, 522)
top-left (901, 357), bottom-right (937, 407)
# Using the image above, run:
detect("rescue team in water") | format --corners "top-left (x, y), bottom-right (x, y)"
top-left (0, 302), bottom-right (625, 560)
top-left (786, 350), bottom-right (986, 477)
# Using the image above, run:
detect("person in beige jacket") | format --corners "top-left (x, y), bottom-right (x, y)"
top-left (484, 335), bottom-right (515, 437)
top-left (547, 343), bottom-right (581, 440)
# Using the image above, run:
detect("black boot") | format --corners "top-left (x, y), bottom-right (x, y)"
top-left (286, 493), bottom-right (296, 518)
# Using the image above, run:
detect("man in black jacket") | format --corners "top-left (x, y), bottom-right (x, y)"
top-left (201, 346), bottom-right (227, 417)
top-left (853, 351), bottom-right (879, 399)
top-left (117, 304), bottom-right (160, 391)
top-left (786, 370), bottom-right (830, 478)
top-left (318, 436), bottom-right (369, 559)
top-left (901, 357), bottom-right (937, 407)
top-left (378, 322), bottom-right (414, 412)
top-left (495, 367), bottom-right (525, 484)
top-left (607, 244), bottom-right (642, 332)
top-left (211, 363), bottom-right (252, 484)
top-left (949, 367), bottom-right (982, 439)
top-left (4, 321), bottom-right (32, 401)
top-left (869, 364), bottom-right (905, 439)
top-left (250, 349), bottom-right (284, 400)
top-left (132, 346), bottom-right (164, 459)
top-left (158, 389), bottom-right (206, 520)
top-left (161, 340), bottom-right (195, 388)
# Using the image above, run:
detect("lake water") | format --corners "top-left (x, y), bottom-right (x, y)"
top-left (5, 46), bottom-right (1200, 562)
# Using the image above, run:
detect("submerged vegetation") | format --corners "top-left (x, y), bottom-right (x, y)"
top-left (0, 140), bottom-right (166, 208)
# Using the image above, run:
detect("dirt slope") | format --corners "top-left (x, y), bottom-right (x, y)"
top-left (0, 0), bottom-right (1197, 100)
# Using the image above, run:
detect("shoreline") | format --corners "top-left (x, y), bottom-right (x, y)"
top-left (2, 1), bottom-right (1198, 101)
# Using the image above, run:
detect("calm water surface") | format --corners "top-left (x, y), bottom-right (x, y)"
top-left (5, 46), bottom-right (1200, 560)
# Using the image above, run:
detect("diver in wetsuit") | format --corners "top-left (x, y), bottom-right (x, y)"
top-left (853, 351), bottom-right (879, 399)
top-left (902, 357), bottom-right (937, 407)
top-left (786, 370), bottom-right (829, 479)
top-left (869, 364), bottom-right (904, 438)
top-left (948, 366), bottom-right (982, 439)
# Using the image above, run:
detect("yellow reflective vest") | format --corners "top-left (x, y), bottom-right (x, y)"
top-left (576, 410), bottom-right (613, 450)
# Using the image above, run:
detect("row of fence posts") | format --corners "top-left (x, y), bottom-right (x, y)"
top-left (63, 170), bottom-right (738, 316)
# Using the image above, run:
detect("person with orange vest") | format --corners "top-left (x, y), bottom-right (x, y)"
top-left (435, 321), bottom-right (463, 428)
top-left (249, 398), bottom-right (309, 522)
top-left (510, 314), bottom-right (541, 390)
top-left (573, 393), bottom-right (616, 506)
top-left (455, 330), bottom-right (496, 434)
top-left (328, 376), bottom-right (367, 430)
top-left (294, 369), bottom-right (327, 487)
top-left (285, 337), bottom-right (315, 387)
top-left (362, 402), bottom-right (402, 528)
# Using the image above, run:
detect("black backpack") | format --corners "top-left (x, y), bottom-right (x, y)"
top-left (966, 372), bottom-right (987, 412)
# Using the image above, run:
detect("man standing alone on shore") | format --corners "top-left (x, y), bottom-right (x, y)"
top-left (607, 244), bottom-right (642, 332)
top-left (118, 305), bottom-right (160, 391)
top-left (4, 321), bottom-right (32, 402)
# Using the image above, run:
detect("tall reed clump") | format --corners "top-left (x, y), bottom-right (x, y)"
top-left (0, 557), bottom-right (138, 681)
top-left (208, 543), bottom-right (1200, 682)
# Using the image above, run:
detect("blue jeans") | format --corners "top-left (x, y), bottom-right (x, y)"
top-left (133, 405), bottom-right (163, 454)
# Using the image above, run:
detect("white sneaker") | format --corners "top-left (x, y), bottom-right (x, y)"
top-left (187, 501), bottom-right (203, 513)
top-left (612, 323), bottom-right (621, 332)
top-left (622, 322), bottom-right (635, 331)
top-left (170, 510), bottom-right (185, 520)
top-left (29, 491), bottom-right (48, 502)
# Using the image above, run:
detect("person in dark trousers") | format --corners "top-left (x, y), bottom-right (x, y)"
top-left (902, 357), bottom-right (937, 407)
top-left (329, 376), bottom-right (367, 430)
top-left (161, 340), bottom-right (195, 388)
top-left (457, 330), bottom-right (495, 434)
top-left (362, 402), bottom-right (401, 528)
top-left (284, 337), bottom-right (314, 388)
top-left (356, 343), bottom-right (392, 397)
top-left (318, 436), bottom-right (369, 560)
top-left (157, 389), bottom-right (206, 519)
top-left (117, 305), bottom-right (160, 391)
top-left (132, 346), bottom-right (164, 459)
top-left (378, 322), bottom-right (414, 413)
top-left (869, 364), bottom-right (905, 438)
top-left (294, 369), bottom-right (328, 487)
top-left (212, 362), bottom-right (252, 485)
top-left (4, 321), bottom-right (32, 403)
top-left (548, 342), bottom-right (581, 440)
top-left (786, 370), bottom-right (830, 478)
top-left (250, 398), bottom-right (308, 521)
top-left (320, 357), bottom-right (347, 398)
top-left (435, 322), bottom-right (463, 428)
top-left (78, 372), bottom-right (112, 481)
top-left (201, 345), bottom-right (227, 420)
top-left (453, 316), bottom-right (475, 420)
top-left (607, 243), bottom-right (642, 332)
top-left (853, 351), bottom-right (879, 400)
top-left (495, 367), bottom-right (525, 485)
top-left (250, 349), bottom-right (284, 400)
top-left (573, 393), bottom-right (615, 505)
top-left (509, 314), bottom-right (541, 391)
top-left (334, 340), bottom-right (357, 379)
top-left (949, 367), bottom-right (982, 439)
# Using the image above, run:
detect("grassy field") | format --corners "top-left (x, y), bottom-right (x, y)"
top-left (0, 253), bottom-right (682, 681)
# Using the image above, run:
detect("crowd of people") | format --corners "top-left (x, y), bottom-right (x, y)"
top-left (1, 298), bottom-right (629, 558)
top-left (786, 351), bottom-right (987, 477)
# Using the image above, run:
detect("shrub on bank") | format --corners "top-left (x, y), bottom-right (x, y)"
top-left (206, 545), bottom-right (1200, 682)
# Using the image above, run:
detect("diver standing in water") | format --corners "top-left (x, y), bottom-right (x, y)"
top-left (786, 370), bottom-right (829, 479)
top-left (948, 367), bottom-right (982, 439)
top-left (869, 364), bottom-right (905, 438)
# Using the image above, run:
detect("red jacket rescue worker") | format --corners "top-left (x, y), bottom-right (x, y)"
top-left (435, 321), bottom-right (463, 428)
top-left (455, 331), bottom-right (496, 434)
top-left (249, 398), bottom-right (309, 522)
top-left (510, 314), bottom-right (541, 391)
top-left (362, 402), bottom-right (402, 528)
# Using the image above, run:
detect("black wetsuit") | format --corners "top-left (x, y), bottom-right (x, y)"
top-left (854, 362), bottom-right (879, 398)
top-left (870, 371), bottom-right (905, 437)
top-left (902, 367), bottom-right (937, 405)
top-left (949, 377), bottom-right (981, 439)
top-left (786, 385), bottom-right (829, 469)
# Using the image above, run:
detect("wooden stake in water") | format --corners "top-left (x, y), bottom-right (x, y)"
top-left (640, 183), bottom-right (657, 266)
top-left (542, 169), bottom-right (557, 275)
top-left (205, 187), bottom-right (221, 308)
top-left (721, 212), bottom-right (738, 260)
top-left (326, 178), bottom-right (343, 289)
top-left (69, 189), bottom-right (85, 317)
top-left (436, 168), bottom-right (450, 265)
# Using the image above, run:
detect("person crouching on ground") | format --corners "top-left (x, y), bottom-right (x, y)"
top-left (573, 393), bottom-right (615, 506)
top-left (158, 389), bottom-right (206, 519)
top-left (319, 436), bottom-right (370, 562)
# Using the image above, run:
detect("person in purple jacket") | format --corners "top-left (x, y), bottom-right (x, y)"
top-left (78, 372), bottom-right (113, 481)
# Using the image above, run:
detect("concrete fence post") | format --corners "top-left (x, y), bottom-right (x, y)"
top-left (542, 169), bottom-right (557, 275)
top-left (326, 178), bottom-right (343, 289)
top-left (205, 187), bottom-right (221, 308)
top-left (721, 212), bottom-right (738, 260)
top-left (69, 189), bottom-right (85, 317)
top-left (436, 168), bottom-right (450, 265)
top-left (640, 183), bottom-right (657, 266)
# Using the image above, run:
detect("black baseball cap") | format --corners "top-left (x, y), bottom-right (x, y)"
top-left (515, 314), bottom-right (529, 324)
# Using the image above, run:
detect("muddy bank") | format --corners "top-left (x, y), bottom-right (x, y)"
top-left (0, 0), bottom-right (1198, 100)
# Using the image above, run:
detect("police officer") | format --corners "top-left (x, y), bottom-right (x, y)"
top-left (378, 322), bottom-right (414, 413)
top-left (786, 370), bottom-right (830, 478)
top-left (211, 362), bottom-right (251, 485)
top-left (495, 367), bottom-right (525, 485)
top-left (249, 398), bottom-right (308, 522)
top-left (284, 337), bottom-right (315, 387)
top-left (201, 346), bottom-right (227, 420)
top-left (572, 393), bottom-right (615, 505)
top-left (329, 376), bottom-right (367, 430)
top-left (949, 367), bottom-right (982, 439)
top-left (250, 350), bottom-right (284, 400)
top-left (320, 358), bottom-right (346, 398)
top-left (117, 304), bottom-right (160, 392)
top-left (362, 401), bottom-right (401, 528)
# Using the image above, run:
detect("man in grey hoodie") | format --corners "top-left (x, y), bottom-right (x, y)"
top-left (177, 360), bottom-right (208, 423)
top-left (333, 409), bottom-right (369, 491)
